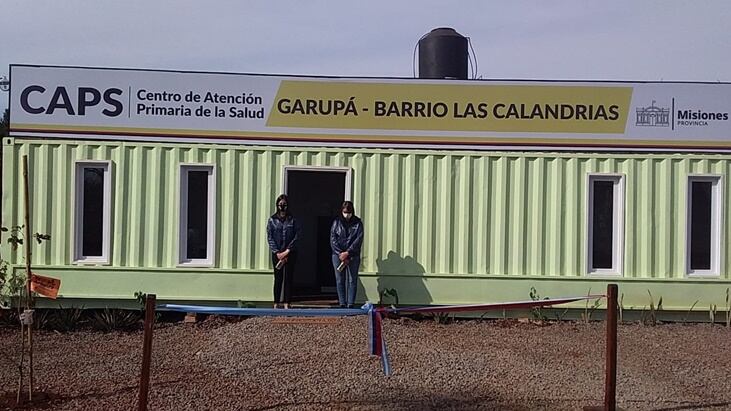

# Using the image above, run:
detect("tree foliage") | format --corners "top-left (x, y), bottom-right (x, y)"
top-left (0, 108), bottom-right (8, 137)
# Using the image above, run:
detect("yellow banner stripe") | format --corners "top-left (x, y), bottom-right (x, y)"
top-left (266, 81), bottom-right (633, 134)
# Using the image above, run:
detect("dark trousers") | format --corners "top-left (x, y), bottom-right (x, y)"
top-left (272, 252), bottom-right (296, 303)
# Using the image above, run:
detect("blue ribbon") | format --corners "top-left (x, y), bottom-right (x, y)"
top-left (159, 304), bottom-right (366, 317)
top-left (158, 296), bottom-right (598, 378)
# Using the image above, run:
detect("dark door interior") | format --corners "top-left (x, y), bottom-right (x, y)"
top-left (286, 170), bottom-right (346, 299)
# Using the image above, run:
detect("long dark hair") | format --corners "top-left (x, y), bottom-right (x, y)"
top-left (276, 194), bottom-right (289, 206)
top-left (275, 194), bottom-right (290, 216)
top-left (341, 201), bottom-right (354, 214)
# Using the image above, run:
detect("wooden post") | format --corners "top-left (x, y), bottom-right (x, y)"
top-left (22, 155), bottom-right (34, 401)
top-left (584, 284), bottom-right (619, 411)
top-left (604, 284), bottom-right (618, 411)
top-left (137, 294), bottom-right (156, 411)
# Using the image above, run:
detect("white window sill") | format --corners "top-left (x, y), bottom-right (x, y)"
top-left (177, 262), bottom-right (215, 268)
top-left (73, 259), bottom-right (110, 266)
top-left (586, 271), bottom-right (623, 277)
top-left (687, 272), bottom-right (720, 278)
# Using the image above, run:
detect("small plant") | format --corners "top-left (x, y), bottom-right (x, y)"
top-left (1, 186), bottom-right (52, 400)
top-left (0, 225), bottom-right (35, 309)
top-left (2, 225), bottom-right (50, 248)
top-left (33, 233), bottom-right (52, 244)
top-left (0, 267), bottom-right (24, 309)
top-left (682, 300), bottom-right (699, 323)
top-left (134, 291), bottom-right (161, 321)
top-left (481, 308), bottom-right (506, 321)
top-left (581, 288), bottom-right (601, 324)
top-left (49, 306), bottom-right (85, 332)
top-left (643, 290), bottom-right (662, 326)
top-left (134, 291), bottom-right (148, 309)
top-left (551, 308), bottom-right (569, 322)
top-left (709, 304), bottom-right (717, 324)
top-left (90, 308), bottom-right (140, 332)
top-left (32, 309), bottom-right (53, 330)
top-left (725, 288), bottom-right (730, 328)
top-left (618, 293), bottom-right (624, 323)
top-left (0, 258), bottom-right (9, 308)
top-left (432, 311), bottom-right (453, 325)
top-left (1, 225), bottom-right (52, 316)
top-left (3, 225), bottom-right (25, 249)
top-left (529, 286), bottom-right (549, 321)
top-left (640, 305), bottom-right (648, 324)
top-left (0, 309), bottom-right (19, 327)
top-left (378, 288), bottom-right (399, 306)
top-left (237, 300), bottom-right (255, 308)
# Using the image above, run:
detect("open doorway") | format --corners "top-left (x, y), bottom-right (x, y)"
top-left (284, 166), bottom-right (350, 300)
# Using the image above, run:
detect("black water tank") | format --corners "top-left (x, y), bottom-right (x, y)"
top-left (418, 27), bottom-right (468, 80)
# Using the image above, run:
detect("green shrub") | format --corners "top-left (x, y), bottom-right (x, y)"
top-left (32, 309), bottom-right (53, 330)
top-left (529, 286), bottom-right (549, 321)
top-left (581, 288), bottom-right (602, 324)
top-left (89, 308), bottom-right (140, 332)
top-left (641, 290), bottom-right (662, 326)
top-left (49, 306), bottom-right (85, 332)
top-left (431, 311), bottom-right (453, 325)
top-left (0, 309), bottom-right (19, 327)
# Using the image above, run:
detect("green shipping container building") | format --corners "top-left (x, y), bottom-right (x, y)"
top-left (2, 65), bottom-right (731, 312)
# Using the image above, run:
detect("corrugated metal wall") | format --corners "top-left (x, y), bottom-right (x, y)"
top-left (2, 138), bottom-right (731, 280)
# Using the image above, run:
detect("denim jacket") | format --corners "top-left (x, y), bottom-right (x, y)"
top-left (266, 213), bottom-right (300, 253)
top-left (330, 215), bottom-right (364, 257)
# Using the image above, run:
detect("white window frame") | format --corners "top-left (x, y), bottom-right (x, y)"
top-left (586, 173), bottom-right (625, 276)
top-left (686, 174), bottom-right (723, 277)
top-left (178, 164), bottom-right (217, 266)
top-left (73, 161), bottom-right (112, 264)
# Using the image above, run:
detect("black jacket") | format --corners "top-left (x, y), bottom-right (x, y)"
top-left (266, 213), bottom-right (300, 253)
top-left (330, 215), bottom-right (364, 257)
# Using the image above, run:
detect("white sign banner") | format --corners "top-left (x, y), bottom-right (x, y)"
top-left (8, 65), bottom-right (731, 151)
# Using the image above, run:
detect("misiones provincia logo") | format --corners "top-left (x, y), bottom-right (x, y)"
top-left (636, 99), bottom-right (729, 129)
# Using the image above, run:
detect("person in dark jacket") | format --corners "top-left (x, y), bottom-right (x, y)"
top-left (330, 201), bottom-right (364, 308)
top-left (266, 194), bottom-right (300, 309)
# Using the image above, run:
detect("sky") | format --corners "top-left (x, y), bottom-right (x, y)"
top-left (1, 1), bottom-right (730, 113)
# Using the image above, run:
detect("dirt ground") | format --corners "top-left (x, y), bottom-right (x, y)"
top-left (1, 315), bottom-right (730, 411)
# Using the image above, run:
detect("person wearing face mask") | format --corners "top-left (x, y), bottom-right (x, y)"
top-left (330, 201), bottom-right (364, 308)
top-left (266, 194), bottom-right (300, 309)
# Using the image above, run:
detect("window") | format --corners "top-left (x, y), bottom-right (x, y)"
top-left (587, 174), bottom-right (624, 274)
top-left (179, 164), bottom-right (216, 265)
top-left (74, 161), bottom-right (112, 263)
top-left (687, 175), bottom-right (722, 276)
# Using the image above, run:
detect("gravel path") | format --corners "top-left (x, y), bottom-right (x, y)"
top-left (1, 316), bottom-right (730, 410)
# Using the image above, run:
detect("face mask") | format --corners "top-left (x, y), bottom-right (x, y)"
top-left (342, 212), bottom-right (353, 220)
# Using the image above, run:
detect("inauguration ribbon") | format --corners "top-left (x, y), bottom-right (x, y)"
top-left (365, 303), bottom-right (392, 376)
top-left (391, 295), bottom-right (605, 314)
top-left (160, 304), bottom-right (366, 317)
top-left (160, 295), bottom-right (604, 376)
